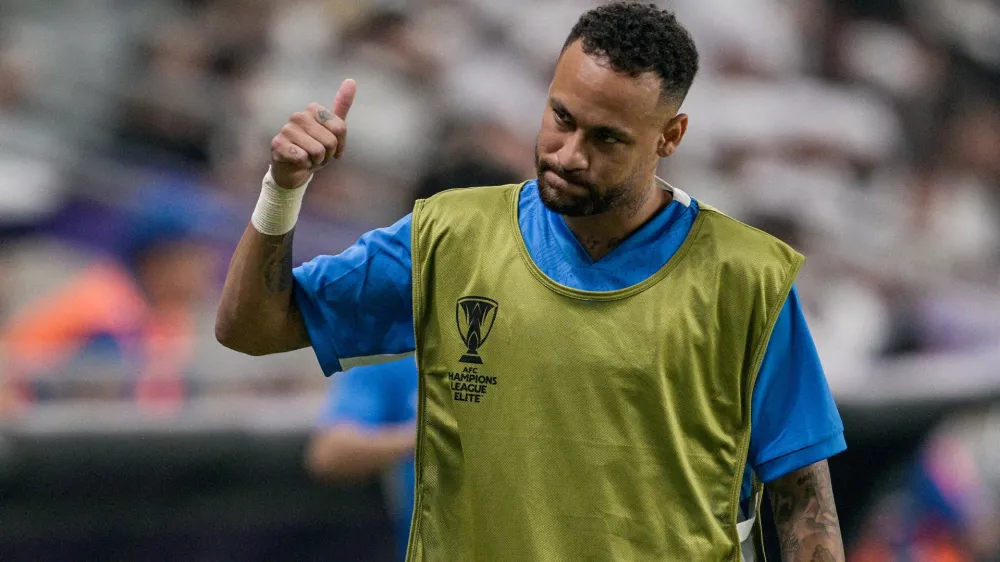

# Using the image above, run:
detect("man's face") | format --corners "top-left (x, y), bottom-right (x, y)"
top-left (536, 40), bottom-right (672, 217)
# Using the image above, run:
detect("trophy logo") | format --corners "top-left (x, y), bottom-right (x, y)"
top-left (456, 296), bottom-right (498, 364)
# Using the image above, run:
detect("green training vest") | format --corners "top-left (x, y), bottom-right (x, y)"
top-left (407, 183), bottom-right (802, 561)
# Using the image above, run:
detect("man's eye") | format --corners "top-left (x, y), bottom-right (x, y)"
top-left (554, 110), bottom-right (570, 124)
top-left (599, 134), bottom-right (619, 144)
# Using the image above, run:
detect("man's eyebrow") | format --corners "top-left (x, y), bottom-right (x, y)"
top-left (549, 98), bottom-right (634, 141)
top-left (550, 98), bottom-right (572, 117)
top-left (593, 125), bottom-right (633, 142)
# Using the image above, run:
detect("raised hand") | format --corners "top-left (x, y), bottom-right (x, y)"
top-left (270, 78), bottom-right (357, 189)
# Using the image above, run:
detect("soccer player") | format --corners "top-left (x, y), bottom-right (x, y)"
top-left (216, 3), bottom-right (847, 561)
top-left (304, 358), bottom-right (418, 562)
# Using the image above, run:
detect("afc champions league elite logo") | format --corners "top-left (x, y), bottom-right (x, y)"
top-left (456, 296), bottom-right (498, 364)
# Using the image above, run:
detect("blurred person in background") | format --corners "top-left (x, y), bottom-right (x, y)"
top-left (306, 141), bottom-right (522, 560)
top-left (850, 407), bottom-right (1000, 562)
top-left (306, 358), bottom-right (418, 561)
top-left (218, 3), bottom-right (847, 560)
top-left (0, 206), bottom-right (217, 415)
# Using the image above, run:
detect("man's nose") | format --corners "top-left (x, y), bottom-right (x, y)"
top-left (556, 131), bottom-right (589, 172)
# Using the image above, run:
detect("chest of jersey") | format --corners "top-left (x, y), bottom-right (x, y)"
top-left (408, 185), bottom-right (800, 562)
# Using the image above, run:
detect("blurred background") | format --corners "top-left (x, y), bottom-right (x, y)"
top-left (1, 0), bottom-right (999, 560)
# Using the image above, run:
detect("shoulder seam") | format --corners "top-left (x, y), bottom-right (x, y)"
top-left (700, 207), bottom-right (789, 245)
top-left (419, 182), bottom-right (524, 204)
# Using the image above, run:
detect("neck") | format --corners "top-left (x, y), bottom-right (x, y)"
top-left (563, 179), bottom-right (672, 261)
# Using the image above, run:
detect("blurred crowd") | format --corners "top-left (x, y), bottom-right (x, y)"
top-left (0, 0), bottom-right (999, 557)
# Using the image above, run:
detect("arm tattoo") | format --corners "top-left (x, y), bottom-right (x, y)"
top-left (262, 230), bottom-right (295, 293)
top-left (811, 546), bottom-right (837, 562)
top-left (767, 460), bottom-right (844, 562)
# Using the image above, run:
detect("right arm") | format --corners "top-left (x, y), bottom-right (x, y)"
top-left (304, 362), bottom-right (417, 480)
top-left (215, 225), bottom-right (309, 355)
top-left (306, 423), bottom-right (415, 481)
top-left (215, 79), bottom-right (356, 355)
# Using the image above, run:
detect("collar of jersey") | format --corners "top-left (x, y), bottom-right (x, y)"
top-left (513, 180), bottom-right (703, 300)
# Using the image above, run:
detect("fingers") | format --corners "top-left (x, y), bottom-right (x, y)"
top-left (270, 79), bottom-right (355, 172)
top-left (305, 103), bottom-right (349, 160)
top-left (334, 122), bottom-right (348, 160)
top-left (306, 102), bottom-right (347, 139)
top-left (270, 134), bottom-right (312, 170)
top-left (297, 107), bottom-right (340, 163)
top-left (290, 102), bottom-right (349, 162)
top-left (332, 79), bottom-right (357, 120)
top-left (271, 123), bottom-right (326, 169)
top-left (272, 108), bottom-right (343, 169)
top-left (287, 124), bottom-right (329, 168)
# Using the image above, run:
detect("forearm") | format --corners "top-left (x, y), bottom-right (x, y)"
top-left (218, 80), bottom-right (356, 355)
top-left (768, 460), bottom-right (845, 562)
top-left (215, 223), bottom-right (309, 355)
top-left (305, 424), bottom-right (415, 480)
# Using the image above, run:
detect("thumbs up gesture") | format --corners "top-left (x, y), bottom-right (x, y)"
top-left (270, 79), bottom-right (357, 189)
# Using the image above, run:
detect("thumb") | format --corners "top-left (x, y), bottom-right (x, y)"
top-left (332, 79), bottom-right (357, 120)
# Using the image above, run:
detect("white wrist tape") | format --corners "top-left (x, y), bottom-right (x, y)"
top-left (251, 167), bottom-right (313, 235)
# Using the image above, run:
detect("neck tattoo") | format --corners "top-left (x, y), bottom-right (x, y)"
top-left (579, 234), bottom-right (626, 256)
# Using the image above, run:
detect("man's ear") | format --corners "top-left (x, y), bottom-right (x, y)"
top-left (657, 113), bottom-right (689, 158)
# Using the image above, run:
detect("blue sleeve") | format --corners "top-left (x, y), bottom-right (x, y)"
top-left (748, 285), bottom-right (846, 483)
top-left (317, 366), bottom-right (391, 428)
top-left (293, 214), bottom-right (416, 376)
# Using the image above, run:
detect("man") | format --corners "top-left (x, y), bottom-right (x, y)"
top-left (217, 3), bottom-right (847, 561)
top-left (305, 358), bottom-right (418, 561)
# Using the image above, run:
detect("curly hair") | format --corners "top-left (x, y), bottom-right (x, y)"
top-left (563, 2), bottom-right (699, 106)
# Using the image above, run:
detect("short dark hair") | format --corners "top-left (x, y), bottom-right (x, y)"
top-left (563, 2), bottom-right (699, 106)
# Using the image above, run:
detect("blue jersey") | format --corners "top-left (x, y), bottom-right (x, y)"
top-left (318, 357), bottom-right (418, 561)
top-left (296, 180), bottom-right (846, 504)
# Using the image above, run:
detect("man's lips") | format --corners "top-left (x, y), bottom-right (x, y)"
top-left (544, 170), bottom-right (587, 194)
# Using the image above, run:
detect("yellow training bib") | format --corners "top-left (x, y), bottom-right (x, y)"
top-left (407, 183), bottom-right (801, 562)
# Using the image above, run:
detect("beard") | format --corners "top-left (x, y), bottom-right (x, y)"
top-left (534, 139), bottom-right (633, 217)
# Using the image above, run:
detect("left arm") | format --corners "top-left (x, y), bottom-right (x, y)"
top-left (748, 287), bottom-right (846, 560)
top-left (767, 459), bottom-right (845, 562)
